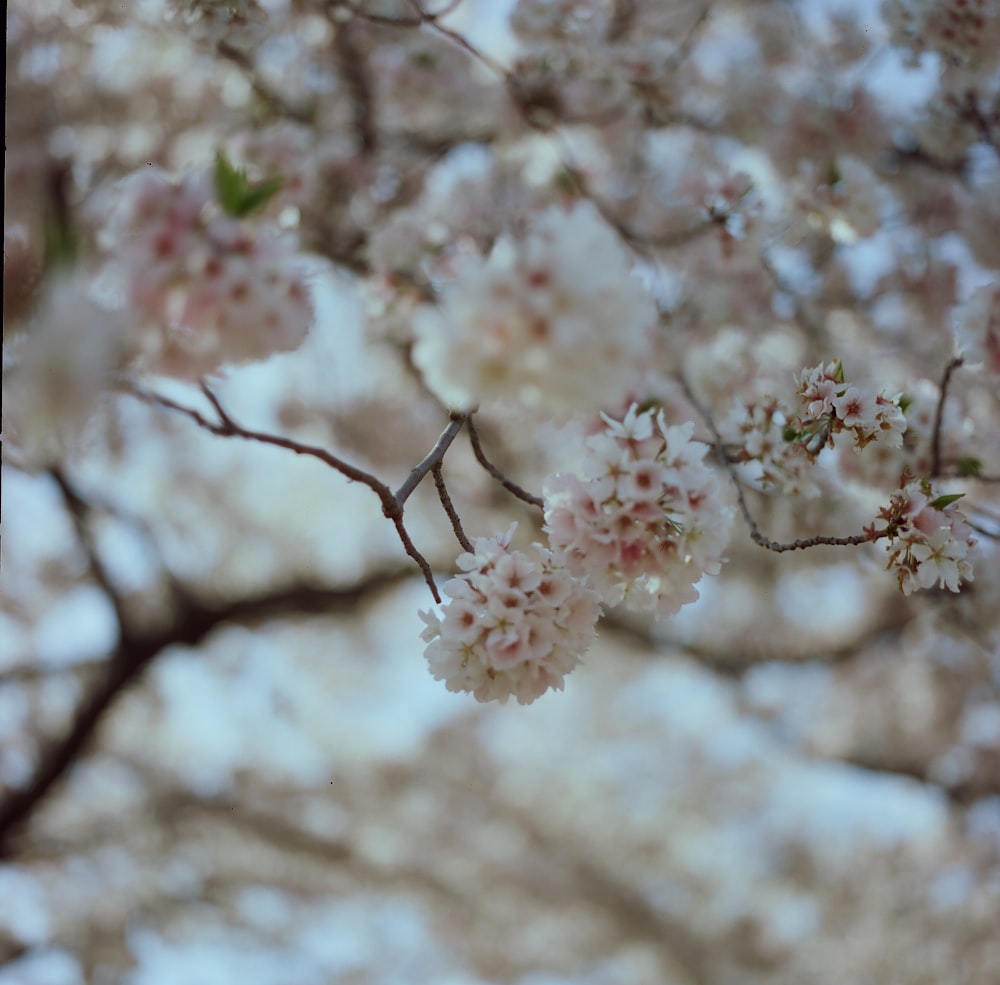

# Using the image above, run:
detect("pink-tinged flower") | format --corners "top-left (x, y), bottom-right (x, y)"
top-left (105, 167), bottom-right (313, 379)
top-left (832, 386), bottom-right (874, 428)
top-left (794, 361), bottom-right (907, 455)
top-left (543, 406), bottom-right (734, 618)
top-left (881, 482), bottom-right (977, 595)
top-left (419, 527), bottom-right (600, 705)
top-left (722, 398), bottom-right (821, 497)
top-left (412, 202), bottom-right (655, 416)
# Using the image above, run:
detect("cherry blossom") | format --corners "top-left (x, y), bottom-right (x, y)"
top-left (879, 483), bottom-right (977, 595)
top-left (419, 526), bottom-right (601, 705)
top-left (104, 166), bottom-right (314, 379)
top-left (543, 406), bottom-right (735, 618)
top-left (3, 273), bottom-right (130, 469)
top-left (412, 202), bottom-right (656, 416)
top-left (793, 361), bottom-right (907, 457)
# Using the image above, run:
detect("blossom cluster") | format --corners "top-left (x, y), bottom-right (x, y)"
top-left (419, 527), bottom-right (601, 705)
top-left (105, 167), bottom-right (313, 379)
top-left (723, 397), bottom-right (821, 498)
top-left (793, 361), bottom-right (907, 457)
top-left (543, 406), bottom-right (735, 618)
top-left (412, 202), bottom-right (655, 416)
top-left (879, 483), bottom-right (977, 595)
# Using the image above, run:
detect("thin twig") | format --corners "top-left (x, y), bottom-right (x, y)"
top-left (48, 469), bottom-right (129, 633)
top-left (142, 385), bottom-right (391, 497)
top-left (129, 385), bottom-right (442, 601)
top-left (930, 356), bottom-right (964, 478)
top-left (466, 416), bottom-right (544, 509)
top-left (432, 463), bottom-right (473, 552)
top-left (966, 519), bottom-right (1000, 540)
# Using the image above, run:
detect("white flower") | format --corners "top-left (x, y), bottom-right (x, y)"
top-left (910, 527), bottom-right (972, 593)
top-left (412, 202), bottom-right (655, 416)
top-left (420, 527), bottom-right (600, 705)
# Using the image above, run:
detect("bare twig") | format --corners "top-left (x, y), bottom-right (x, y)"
top-left (930, 356), bottom-right (964, 478)
top-left (48, 468), bottom-right (129, 634)
top-left (432, 463), bottom-right (473, 552)
top-left (217, 41), bottom-right (314, 123)
top-left (466, 416), bottom-right (544, 510)
top-left (128, 385), bottom-right (443, 601)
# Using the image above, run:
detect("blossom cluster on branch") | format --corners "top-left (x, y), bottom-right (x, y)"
top-left (4, 0), bottom-right (999, 708)
top-left (419, 525), bottom-right (601, 704)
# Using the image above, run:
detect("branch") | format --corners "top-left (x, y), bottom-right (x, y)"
top-left (0, 569), bottom-right (414, 857)
top-left (930, 356), bottom-right (964, 478)
top-left (466, 415), bottom-right (544, 509)
top-left (432, 463), bottom-right (473, 552)
top-left (333, 18), bottom-right (377, 155)
top-left (48, 468), bottom-right (129, 634)
top-left (128, 384), bottom-right (443, 601)
top-left (394, 412), bottom-right (466, 504)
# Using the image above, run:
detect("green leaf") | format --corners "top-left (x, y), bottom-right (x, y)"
top-left (957, 457), bottom-right (982, 477)
top-left (782, 425), bottom-right (800, 443)
top-left (897, 393), bottom-right (913, 413)
top-left (237, 176), bottom-right (284, 215)
top-left (214, 151), bottom-right (284, 218)
top-left (929, 493), bottom-right (965, 510)
top-left (833, 360), bottom-right (845, 384)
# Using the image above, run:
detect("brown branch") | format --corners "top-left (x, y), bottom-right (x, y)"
top-left (432, 463), bottom-right (473, 553)
top-left (48, 468), bottom-right (129, 633)
top-left (930, 356), bottom-right (964, 478)
top-left (333, 18), bottom-right (378, 156)
top-left (141, 385), bottom-right (390, 496)
top-left (466, 416), bottom-right (544, 510)
top-left (0, 569), bottom-right (414, 857)
top-left (128, 385), bottom-right (442, 601)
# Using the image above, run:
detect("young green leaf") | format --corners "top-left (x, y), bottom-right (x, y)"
top-left (929, 492), bottom-right (966, 510)
top-left (214, 151), bottom-right (283, 218)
